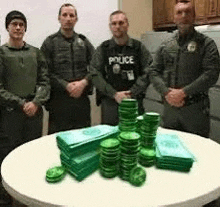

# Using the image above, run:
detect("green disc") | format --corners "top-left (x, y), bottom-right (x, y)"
top-left (139, 147), bottom-right (156, 157)
top-left (143, 112), bottom-right (160, 119)
top-left (100, 138), bottom-right (120, 149)
top-left (46, 166), bottom-right (66, 179)
top-left (129, 166), bottom-right (146, 187)
top-left (119, 99), bottom-right (138, 107)
top-left (138, 159), bottom-right (155, 167)
top-left (46, 173), bottom-right (66, 183)
top-left (119, 132), bottom-right (140, 141)
top-left (137, 115), bottom-right (144, 121)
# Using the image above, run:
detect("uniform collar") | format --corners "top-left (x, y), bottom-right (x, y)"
top-left (174, 27), bottom-right (197, 45)
top-left (4, 42), bottom-right (29, 50)
top-left (58, 29), bottom-right (77, 40)
top-left (109, 36), bottom-right (134, 48)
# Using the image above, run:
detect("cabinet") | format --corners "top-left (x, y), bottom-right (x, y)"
top-left (153, 0), bottom-right (220, 31)
top-left (153, 0), bottom-right (176, 31)
top-left (206, 0), bottom-right (220, 24)
top-left (194, 0), bottom-right (207, 25)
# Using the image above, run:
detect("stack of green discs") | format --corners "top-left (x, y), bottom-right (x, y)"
top-left (138, 146), bottom-right (156, 167)
top-left (118, 99), bottom-right (138, 132)
top-left (118, 132), bottom-right (140, 181)
top-left (140, 112), bottom-right (160, 148)
top-left (136, 115), bottom-right (144, 134)
top-left (46, 166), bottom-right (66, 183)
top-left (129, 166), bottom-right (147, 187)
top-left (99, 138), bottom-right (120, 178)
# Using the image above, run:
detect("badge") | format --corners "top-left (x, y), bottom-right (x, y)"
top-left (187, 41), bottom-right (197, 52)
top-left (113, 64), bottom-right (121, 74)
top-left (77, 38), bottom-right (84, 46)
top-left (127, 70), bottom-right (135, 80)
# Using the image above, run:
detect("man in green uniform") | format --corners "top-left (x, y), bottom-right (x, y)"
top-left (90, 10), bottom-right (152, 126)
top-left (41, 3), bottom-right (94, 134)
top-left (149, 0), bottom-right (220, 137)
top-left (0, 10), bottom-right (50, 204)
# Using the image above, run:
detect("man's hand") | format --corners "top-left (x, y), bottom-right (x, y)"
top-left (165, 88), bottom-right (186, 107)
top-left (66, 79), bottom-right (88, 98)
top-left (23, 102), bottom-right (39, 117)
top-left (114, 91), bottom-right (131, 103)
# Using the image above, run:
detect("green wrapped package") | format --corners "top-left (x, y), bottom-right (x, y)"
top-left (56, 125), bottom-right (119, 157)
top-left (155, 134), bottom-right (195, 161)
top-left (56, 125), bottom-right (119, 148)
top-left (56, 125), bottom-right (120, 181)
top-left (155, 133), bottom-right (195, 172)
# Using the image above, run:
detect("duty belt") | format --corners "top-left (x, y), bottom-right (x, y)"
top-left (185, 92), bottom-right (208, 106)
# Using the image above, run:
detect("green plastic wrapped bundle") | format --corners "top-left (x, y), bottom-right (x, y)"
top-left (56, 125), bottom-right (120, 181)
top-left (56, 125), bottom-right (119, 157)
top-left (155, 134), bottom-right (195, 172)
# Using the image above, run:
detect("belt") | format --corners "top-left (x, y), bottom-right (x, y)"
top-left (185, 92), bottom-right (208, 106)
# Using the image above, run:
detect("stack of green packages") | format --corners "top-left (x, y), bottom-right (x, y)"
top-left (118, 99), bottom-right (138, 132)
top-left (56, 125), bottom-right (119, 181)
top-left (99, 138), bottom-right (120, 178)
top-left (155, 134), bottom-right (195, 172)
top-left (138, 112), bottom-right (160, 167)
top-left (118, 132), bottom-right (141, 181)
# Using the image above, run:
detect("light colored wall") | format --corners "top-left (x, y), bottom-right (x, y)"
top-left (0, 0), bottom-right (118, 48)
top-left (0, 0), bottom-right (118, 132)
top-left (121, 0), bottom-right (153, 39)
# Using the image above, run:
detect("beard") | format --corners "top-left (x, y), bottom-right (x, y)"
top-left (177, 24), bottom-right (193, 36)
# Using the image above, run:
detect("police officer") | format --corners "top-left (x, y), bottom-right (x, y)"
top-left (149, 0), bottom-right (220, 137)
top-left (41, 3), bottom-right (95, 134)
top-left (0, 10), bottom-right (50, 204)
top-left (90, 10), bottom-right (152, 126)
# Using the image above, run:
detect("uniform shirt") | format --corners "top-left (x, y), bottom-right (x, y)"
top-left (149, 29), bottom-right (220, 97)
top-left (0, 43), bottom-right (50, 109)
top-left (90, 37), bottom-right (152, 98)
top-left (41, 30), bottom-right (94, 93)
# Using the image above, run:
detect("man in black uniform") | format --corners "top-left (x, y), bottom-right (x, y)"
top-left (149, 0), bottom-right (220, 137)
top-left (90, 10), bottom-right (152, 126)
top-left (41, 3), bottom-right (94, 134)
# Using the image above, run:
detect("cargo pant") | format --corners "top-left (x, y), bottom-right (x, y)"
top-left (101, 96), bottom-right (145, 126)
top-left (162, 98), bottom-right (210, 138)
top-left (48, 94), bottom-right (91, 134)
top-left (0, 107), bottom-right (43, 164)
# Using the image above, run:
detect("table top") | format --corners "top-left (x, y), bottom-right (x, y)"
top-left (2, 127), bottom-right (220, 207)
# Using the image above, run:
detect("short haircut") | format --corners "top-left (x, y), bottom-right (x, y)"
top-left (109, 10), bottom-right (128, 23)
top-left (58, 3), bottom-right (77, 17)
top-left (176, 0), bottom-right (191, 3)
top-left (175, 0), bottom-right (196, 17)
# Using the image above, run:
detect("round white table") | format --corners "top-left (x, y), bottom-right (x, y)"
top-left (2, 127), bottom-right (220, 207)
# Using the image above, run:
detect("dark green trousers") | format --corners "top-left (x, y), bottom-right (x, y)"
top-left (48, 94), bottom-right (91, 134)
top-left (101, 97), bottom-right (144, 126)
top-left (0, 107), bottom-right (43, 165)
top-left (162, 99), bottom-right (210, 138)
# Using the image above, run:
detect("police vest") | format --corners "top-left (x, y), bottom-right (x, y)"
top-left (101, 39), bottom-right (142, 91)
top-left (50, 32), bottom-right (88, 81)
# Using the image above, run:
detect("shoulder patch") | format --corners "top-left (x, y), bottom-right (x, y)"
top-left (101, 40), bottom-right (110, 48)
top-left (48, 31), bottom-right (59, 40)
top-left (78, 34), bottom-right (86, 41)
top-left (132, 39), bottom-right (142, 50)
